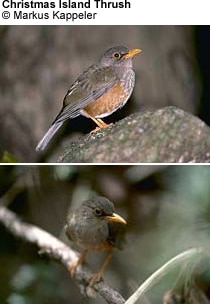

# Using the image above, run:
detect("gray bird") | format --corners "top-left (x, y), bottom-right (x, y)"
top-left (65, 196), bottom-right (127, 286)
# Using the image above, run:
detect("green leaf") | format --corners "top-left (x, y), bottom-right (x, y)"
top-left (0, 151), bottom-right (18, 163)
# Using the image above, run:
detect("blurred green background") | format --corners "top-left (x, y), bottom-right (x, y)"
top-left (0, 25), bottom-right (210, 161)
top-left (1, 165), bottom-right (210, 303)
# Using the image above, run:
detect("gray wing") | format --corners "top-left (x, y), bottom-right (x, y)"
top-left (52, 65), bottom-right (118, 124)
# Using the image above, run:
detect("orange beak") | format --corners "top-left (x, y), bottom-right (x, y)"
top-left (123, 48), bottom-right (142, 59)
top-left (105, 213), bottom-right (127, 224)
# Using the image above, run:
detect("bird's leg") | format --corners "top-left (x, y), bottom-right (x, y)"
top-left (88, 251), bottom-right (112, 287)
top-left (70, 249), bottom-right (88, 277)
top-left (96, 118), bottom-right (110, 127)
top-left (82, 110), bottom-right (110, 133)
top-left (90, 118), bottom-right (113, 134)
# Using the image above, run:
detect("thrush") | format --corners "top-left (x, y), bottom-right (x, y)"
top-left (36, 45), bottom-right (142, 151)
top-left (65, 196), bottom-right (126, 286)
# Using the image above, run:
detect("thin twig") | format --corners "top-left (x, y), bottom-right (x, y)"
top-left (125, 248), bottom-right (203, 304)
top-left (0, 206), bottom-right (125, 304)
top-left (0, 175), bottom-right (26, 207)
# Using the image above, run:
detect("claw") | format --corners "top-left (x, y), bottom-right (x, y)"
top-left (69, 258), bottom-right (80, 277)
top-left (88, 271), bottom-right (103, 287)
top-left (90, 123), bottom-right (113, 134)
top-left (69, 250), bottom-right (87, 277)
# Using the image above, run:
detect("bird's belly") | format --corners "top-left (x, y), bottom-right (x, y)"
top-left (82, 82), bottom-right (130, 118)
top-left (75, 225), bottom-right (109, 249)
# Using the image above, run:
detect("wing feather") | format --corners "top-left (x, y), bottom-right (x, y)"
top-left (52, 65), bottom-right (118, 124)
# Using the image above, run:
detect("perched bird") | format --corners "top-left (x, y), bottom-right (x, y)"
top-left (65, 196), bottom-right (127, 286)
top-left (36, 45), bottom-right (142, 151)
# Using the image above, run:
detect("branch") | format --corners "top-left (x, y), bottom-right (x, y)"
top-left (0, 206), bottom-right (125, 304)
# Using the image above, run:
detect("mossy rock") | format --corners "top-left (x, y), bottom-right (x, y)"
top-left (58, 106), bottom-right (210, 163)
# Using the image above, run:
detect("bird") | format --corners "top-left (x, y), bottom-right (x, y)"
top-left (36, 45), bottom-right (142, 151)
top-left (64, 196), bottom-right (127, 286)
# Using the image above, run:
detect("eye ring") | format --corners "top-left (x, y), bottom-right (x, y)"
top-left (113, 52), bottom-right (121, 59)
top-left (95, 208), bottom-right (102, 216)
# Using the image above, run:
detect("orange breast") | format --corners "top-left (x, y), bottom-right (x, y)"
top-left (84, 82), bottom-right (127, 118)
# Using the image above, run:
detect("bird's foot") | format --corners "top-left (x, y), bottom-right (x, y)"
top-left (88, 271), bottom-right (103, 287)
top-left (90, 123), bottom-right (113, 134)
top-left (69, 251), bottom-right (87, 277)
top-left (69, 258), bottom-right (80, 277)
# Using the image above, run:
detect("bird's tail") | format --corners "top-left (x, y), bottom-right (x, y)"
top-left (35, 122), bottom-right (63, 152)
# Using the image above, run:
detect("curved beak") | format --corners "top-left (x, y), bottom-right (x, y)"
top-left (123, 48), bottom-right (142, 59)
top-left (105, 213), bottom-right (127, 224)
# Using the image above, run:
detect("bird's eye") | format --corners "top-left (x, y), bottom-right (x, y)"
top-left (113, 52), bottom-right (121, 59)
top-left (95, 208), bottom-right (102, 216)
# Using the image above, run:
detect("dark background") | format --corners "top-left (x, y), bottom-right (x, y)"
top-left (1, 165), bottom-right (210, 303)
top-left (0, 25), bottom-right (210, 162)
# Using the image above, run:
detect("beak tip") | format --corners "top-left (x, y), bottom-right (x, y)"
top-left (105, 213), bottom-right (127, 225)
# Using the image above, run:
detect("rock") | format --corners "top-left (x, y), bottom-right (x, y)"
top-left (57, 106), bottom-right (210, 163)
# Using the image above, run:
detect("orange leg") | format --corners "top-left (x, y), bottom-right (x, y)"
top-left (82, 110), bottom-right (111, 133)
top-left (88, 251), bottom-right (112, 287)
top-left (70, 249), bottom-right (88, 277)
top-left (96, 118), bottom-right (109, 127)
top-left (90, 118), bottom-right (113, 134)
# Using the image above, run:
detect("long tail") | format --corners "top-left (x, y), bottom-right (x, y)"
top-left (35, 122), bottom-right (63, 152)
